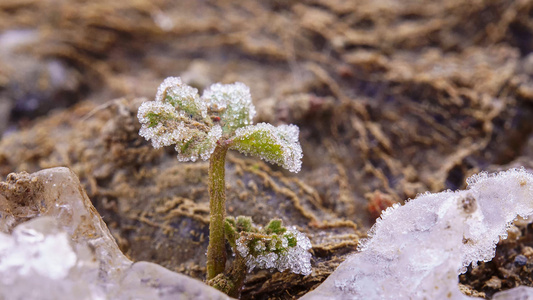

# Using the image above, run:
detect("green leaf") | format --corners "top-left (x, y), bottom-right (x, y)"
top-left (224, 218), bottom-right (238, 249)
top-left (176, 125), bottom-right (222, 162)
top-left (230, 123), bottom-right (303, 173)
top-left (286, 234), bottom-right (297, 248)
top-left (202, 82), bottom-right (256, 135)
top-left (138, 99), bottom-right (221, 161)
top-left (235, 227), bottom-right (312, 275)
top-left (236, 216), bottom-right (253, 232)
top-left (144, 110), bottom-right (174, 129)
top-left (156, 77), bottom-right (208, 120)
top-left (265, 219), bottom-right (286, 235)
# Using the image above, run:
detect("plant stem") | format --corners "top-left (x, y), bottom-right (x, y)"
top-left (206, 253), bottom-right (248, 297)
top-left (207, 144), bottom-right (229, 280)
top-left (226, 253), bottom-right (248, 298)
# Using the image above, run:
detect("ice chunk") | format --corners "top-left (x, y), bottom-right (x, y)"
top-left (492, 286), bottom-right (533, 299)
top-left (0, 168), bottom-right (230, 300)
top-left (0, 217), bottom-right (105, 300)
top-left (302, 168), bottom-right (533, 299)
top-left (0, 217), bottom-right (76, 282)
top-left (231, 123), bottom-right (303, 173)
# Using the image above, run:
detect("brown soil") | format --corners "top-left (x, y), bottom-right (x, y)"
top-left (2, 0), bottom-right (533, 298)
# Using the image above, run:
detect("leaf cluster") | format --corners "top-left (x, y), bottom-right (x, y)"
top-left (138, 77), bottom-right (302, 172)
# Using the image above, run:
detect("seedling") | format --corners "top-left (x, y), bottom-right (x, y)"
top-left (138, 77), bottom-right (311, 296)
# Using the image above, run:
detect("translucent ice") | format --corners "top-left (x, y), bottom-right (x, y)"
top-left (303, 168), bottom-right (533, 299)
top-left (0, 168), bottom-right (229, 300)
top-left (0, 217), bottom-right (76, 282)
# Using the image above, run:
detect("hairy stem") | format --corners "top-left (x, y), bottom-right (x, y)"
top-left (207, 253), bottom-right (248, 298)
top-left (226, 253), bottom-right (248, 298)
top-left (207, 144), bottom-right (229, 280)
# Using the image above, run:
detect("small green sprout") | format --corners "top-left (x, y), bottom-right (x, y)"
top-left (226, 217), bottom-right (312, 274)
top-left (210, 217), bottom-right (312, 296)
top-left (138, 77), bottom-right (310, 296)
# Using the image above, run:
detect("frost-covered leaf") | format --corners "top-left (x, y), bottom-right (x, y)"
top-left (236, 227), bottom-right (312, 275)
top-left (155, 77), bottom-right (208, 120)
top-left (231, 123), bottom-right (302, 173)
top-left (236, 216), bottom-right (253, 232)
top-left (224, 218), bottom-right (238, 249)
top-left (138, 101), bottom-right (181, 148)
top-left (265, 219), bottom-right (286, 235)
top-left (176, 125), bottom-right (222, 162)
top-left (137, 100), bottom-right (221, 162)
top-left (202, 82), bottom-right (256, 135)
top-left (139, 77), bottom-right (301, 166)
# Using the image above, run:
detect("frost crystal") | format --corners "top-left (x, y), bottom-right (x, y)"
top-left (176, 125), bottom-right (222, 162)
top-left (236, 227), bottom-right (312, 275)
top-left (231, 123), bottom-right (303, 173)
top-left (202, 82), bottom-right (256, 134)
top-left (138, 78), bottom-right (222, 161)
top-left (155, 77), bottom-right (207, 119)
top-left (303, 168), bottom-right (533, 300)
top-left (138, 101), bottom-right (179, 149)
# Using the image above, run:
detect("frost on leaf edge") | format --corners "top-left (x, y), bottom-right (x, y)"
top-left (231, 122), bottom-right (303, 173)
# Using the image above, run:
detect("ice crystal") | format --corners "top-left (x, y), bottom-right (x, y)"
top-left (138, 101), bottom-right (180, 149)
top-left (231, 123), bottom-right (303, 173)
top-left (176, 125), bottom-right (222, 162)
top-left (138, 78), bottom-right (222, 161)
top-left (155, 77), bottom-right (207, 119)
top-left (202, 82), bottom-right (255, 134)
top-left (236, 227), bottom-right (312, 275)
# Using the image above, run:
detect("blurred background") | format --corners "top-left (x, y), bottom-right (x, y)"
top-left (2, 0), bottom-right (533, 298)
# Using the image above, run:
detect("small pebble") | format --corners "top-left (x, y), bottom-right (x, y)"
top-left (484, 276), bottom-right (502, 289)
top-left (514, 254), bottom-right (528, 267)
top-left (522, 246), bottom-right (533, 258)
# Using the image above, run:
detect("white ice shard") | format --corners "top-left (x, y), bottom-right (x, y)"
top-left (0, 217), bottom-right (77, 281)
top-left (0, 167), bottom-right (229, 300)
top-left (303, 168), bottom-right (533, 299)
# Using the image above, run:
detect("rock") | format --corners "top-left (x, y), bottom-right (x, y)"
top-left (0, 167), bottom-right (229, 300)
top-left (514, 255), bottom-right (528, 267)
